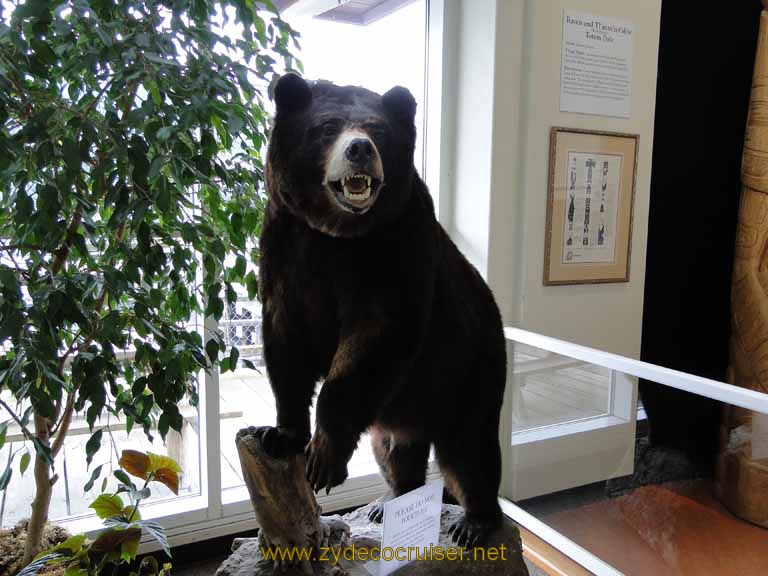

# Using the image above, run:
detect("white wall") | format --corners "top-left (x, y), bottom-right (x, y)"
top-left (443, 0), bottom-right (662, 359)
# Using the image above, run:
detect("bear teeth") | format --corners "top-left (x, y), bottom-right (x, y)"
top-left (341, 175), bottom-right (373, 202)
top-left (343, 186), bottom-right (372, 201)
top-left (342, 175), bottom-right (371, 185)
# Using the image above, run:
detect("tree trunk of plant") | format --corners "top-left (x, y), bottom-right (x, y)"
top-left (235, 427), bottom-right (322, 576)
top-left (22, 414), bottom-right (54, 565)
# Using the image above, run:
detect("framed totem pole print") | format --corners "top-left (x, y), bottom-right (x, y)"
top-left (544, 127), bottom-right (639, 285)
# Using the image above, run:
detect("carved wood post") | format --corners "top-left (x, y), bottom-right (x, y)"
top-left (714, 1), bottom-right (768, 528)
top-left (236, 427), bottom-right (323, 575)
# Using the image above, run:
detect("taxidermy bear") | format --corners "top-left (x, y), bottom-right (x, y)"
top-left (256, 73), bottom-right (507, 547)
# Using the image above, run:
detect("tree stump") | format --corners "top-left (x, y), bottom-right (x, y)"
top-left (235, 427), bottom-right (323, 575)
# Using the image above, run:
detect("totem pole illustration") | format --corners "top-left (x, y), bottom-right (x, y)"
top-left (598, 161), bottom-right (608, 246)
top-left (567, 157), bottom-right (576, 247)
top-left (583, 158), bottom-right (596, 247)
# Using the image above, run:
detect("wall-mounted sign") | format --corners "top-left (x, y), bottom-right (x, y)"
top-left (560, 10), bottom-right (635, 118)
top-left (544, 128), bottom-right (639, 285)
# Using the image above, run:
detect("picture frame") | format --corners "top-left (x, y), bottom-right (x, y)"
top-left (544, 127), bottom-right (639, 285)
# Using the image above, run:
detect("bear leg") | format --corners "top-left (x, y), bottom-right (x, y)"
top-left (368, 425), bottom-right (430, 523)
top-left (434, 426), bottom-right (503, 548)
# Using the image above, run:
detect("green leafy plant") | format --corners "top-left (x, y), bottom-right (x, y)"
top-left (0, 0), bottom-right (299, 564)
top-left (18, 450), bottom-right (180, 576)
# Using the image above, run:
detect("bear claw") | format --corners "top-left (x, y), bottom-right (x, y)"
top-left (250, 426), bottom-right (307, 458)
top-left (368, 502), bottom-right (385, 523)
top-left (448, 515), bottom-right (495, 549)
top-left (305, 428), bottom-right (349, 493)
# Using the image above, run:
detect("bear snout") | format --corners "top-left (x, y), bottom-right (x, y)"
top-left (324, 129), bottom-right (385, 214)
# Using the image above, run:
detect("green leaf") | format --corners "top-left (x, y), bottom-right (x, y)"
top-left (50, 534), bottom-right (87, 555)
top-left (147, 452), bottom-right (182, 475)
top-left (246, 271), bottom-right (259, 301)
top-left (62, 137), bottom-right (81, 172)
top-left (123, 504), bottom-right (142, 521)
top-left (148, 156), bottom-right (165, 180)
top-left (233, 255), bottom-right (247, 279)
top-left (90, 493), bottom-right (125, 519)
top-left (157, 126), bottom-right (175, 141)
top-left (243, 359), bottom-right (262, 373)
top-left (85, 429), bottom-right (103, 467)
top-left (147, 80), bottom-right (162, 106)
top-left (205, 339), bottom-right (219, 363)
top-left (90, 527), bottom-right (142, 561)
top-left (0, 422), bottom-right (7, 451)
top-left (32, 437), bottom-right (54, 466)
top-left (229, 347), bottom-right (239, 370)
top-left (84, 464), bottom-right (104, 492)
top-left (0, 463), bottom-right (12, 490)
top-left (20, 451), bottom-right (31, 476)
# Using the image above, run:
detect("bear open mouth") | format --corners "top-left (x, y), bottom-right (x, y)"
top-left (328, 173), bottom-right (382, 213)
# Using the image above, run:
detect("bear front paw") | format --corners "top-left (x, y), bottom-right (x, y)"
top-left (305, 428), bottom-right (349, 494)
top-left (448, 514), bottom-right (500, 548)
top-left (249, 426), bottom-right (308, 458)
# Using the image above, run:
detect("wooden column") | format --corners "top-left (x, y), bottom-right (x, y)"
top-left (714, 2), bottom-right (768, 528)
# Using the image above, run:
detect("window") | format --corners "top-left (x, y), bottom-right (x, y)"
top-left (0, 0), bottom-right (431, 545)
top-left (218, 0), bottom-right (428, 506)
top-left (511, 342), bottom-right (612, 433)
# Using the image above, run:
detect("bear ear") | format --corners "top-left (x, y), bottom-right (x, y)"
top-left (272, 72), bottom-right (312, 115)
top-left (382, 86), bottom-right (416, 124)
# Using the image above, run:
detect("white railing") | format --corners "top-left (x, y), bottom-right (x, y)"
top-left (505, 327), bottom-right (768, 415)
top-left (501, 326), bottom-right (768, 576)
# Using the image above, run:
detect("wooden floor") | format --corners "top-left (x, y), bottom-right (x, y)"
top-left (544, 480), bottom-right (768, 576)
top-left (511, 343), bottom-right (611, 432)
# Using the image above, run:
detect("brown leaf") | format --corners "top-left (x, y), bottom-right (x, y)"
top-left (90, 527), bottom-right (142, 557)
top-left (153, 467), bottom-right (179, 495)
top-left (119, 450), bottom-right (151, 481)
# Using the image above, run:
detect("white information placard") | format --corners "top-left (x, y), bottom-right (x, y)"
top-left (560, 10), bottom-right (635, 118)
top-left (365, 480), bottom-right (443, 576)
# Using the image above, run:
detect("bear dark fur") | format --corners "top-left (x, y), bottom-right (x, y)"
top-left (257, 74), bottom-right (507, 546)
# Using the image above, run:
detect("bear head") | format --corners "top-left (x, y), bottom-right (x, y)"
top-left (267, 73), bottom-right (418, 237)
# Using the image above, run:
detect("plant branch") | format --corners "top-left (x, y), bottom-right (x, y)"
top-left (0, 243), bottom-right (42, 252)
top-left (0, 397), bottom-right (35, 442)
top-left (51, 222), bottom-right (128, 447)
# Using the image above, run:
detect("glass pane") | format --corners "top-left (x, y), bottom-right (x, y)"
top-left (219, 0), bottom-right (427, 499)
top-left (511, 342), bottom-right (612, 433)
top-left (0, 382), bottom-right (202, 528)
top-left (0, 263), bottom-right (203, 527)
top-left (285, 0), bottom-right (427, 176)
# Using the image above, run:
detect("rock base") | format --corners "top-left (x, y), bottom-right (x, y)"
top-left (216, 503), bottom-right (529, 576)
top-left (605, 437), bottom-right (699, 498)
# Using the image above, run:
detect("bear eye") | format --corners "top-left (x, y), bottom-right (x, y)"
top-left (322, 122), bottom-right (339, 138)
top-left (365, 124), bottom-right (388, 141)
